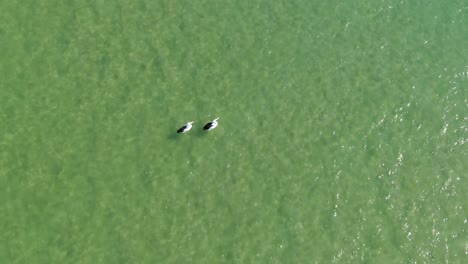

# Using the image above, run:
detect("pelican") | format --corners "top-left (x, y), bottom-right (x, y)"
top-left (177, 121), bottom-right (194, 133)
top-left (203, 118), bottom-right (219, 131)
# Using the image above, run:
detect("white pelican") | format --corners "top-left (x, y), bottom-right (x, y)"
top-left (177, 121), bottom-right (194, 133)
top-left (203, 118), bottom-right (219, 131)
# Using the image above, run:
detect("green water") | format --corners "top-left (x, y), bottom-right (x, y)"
top-left (1, 0), bottom-right (467, 263)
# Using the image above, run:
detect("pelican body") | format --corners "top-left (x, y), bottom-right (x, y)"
top-left (203, 118), bottom-right (219, 131)
top-left (177, 121), bottom-right (194, 133)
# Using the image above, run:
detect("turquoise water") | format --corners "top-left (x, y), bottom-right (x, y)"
top-left (1, 0), bottom-right (467, 263)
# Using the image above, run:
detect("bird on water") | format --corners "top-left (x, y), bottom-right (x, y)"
top-left (177, 121), bottom-right (194, 133)
top-left (203, 118), bottom-right (219, 131)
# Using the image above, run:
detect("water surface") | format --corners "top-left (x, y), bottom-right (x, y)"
top-left (1, 0), bottom-right (466, 263)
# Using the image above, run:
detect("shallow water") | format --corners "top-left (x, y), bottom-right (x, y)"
top-left (1, 0), bottom-right (467, 263)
